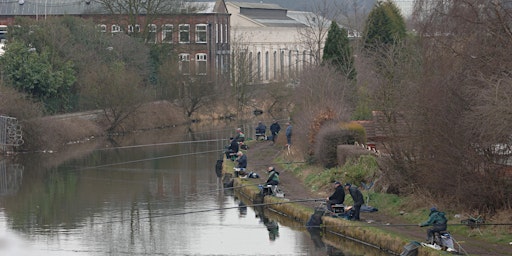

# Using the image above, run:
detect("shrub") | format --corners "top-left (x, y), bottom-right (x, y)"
top-left (314, 123), bottom-right (359, 168)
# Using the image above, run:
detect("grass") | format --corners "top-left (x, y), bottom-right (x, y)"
top-left (277, 151), bottom-right (512, 248)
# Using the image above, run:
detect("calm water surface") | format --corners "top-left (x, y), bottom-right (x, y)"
top-left (0, 124), bottom-right (391, 256)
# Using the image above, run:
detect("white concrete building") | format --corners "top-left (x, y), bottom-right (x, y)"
top-left (226, 1), bottom-right (321, 84)
top-left (391, 0), bottom-right (415, 18)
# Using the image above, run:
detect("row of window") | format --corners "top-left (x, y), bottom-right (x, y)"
top-left (98, 23), bottom-right (229, 44)
top-left (178, 53), bottom-right (207, 75)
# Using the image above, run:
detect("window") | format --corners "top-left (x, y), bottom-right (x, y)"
top-left (249, 52), bottom-right (253, 82)
top-left (219, 23), bottom-right (223, 43)
top-left (179, 53), bottom-right (190, 74)
top-left (265, 51), bottom-right (269, 81)
top-left (215, 24), bottom-right (218, 43)
top-left (196, 24), bottom-right (207, 43)
top-left (224, 24), bottom-right (228, 43)
top-left (0, 25), bottom-right (7, 42)
top-left (111, 24), bottom-right (121, 33)
top-left (196, 53), bottom-right (207, 75)
top-left (257, 52), bottom-right (261, 81)
top-left (179, 24), bottom-right (190, 43)
top-left (162, 24), bottom-right (173, 43)
top-left (147, 24), bottom-right (157, 43)
top-left (273, 51), bottom-right (277, 80)
top-left (98, 24), bottom-right (107, 33)
top-left (128, 24), bottom-right (141, 33)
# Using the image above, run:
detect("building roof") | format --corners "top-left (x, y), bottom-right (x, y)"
top-left (227, 1), bottom-right (305, 28)
top-left (0, 0), bottom-right (223, 16)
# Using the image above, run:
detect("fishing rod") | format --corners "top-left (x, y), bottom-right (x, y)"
top-left (94, 138), bottom-right (230, 151)
top-left (91, 198), bottom-right (323, 225)
top-left (77, 149), bottom-right (225, 171)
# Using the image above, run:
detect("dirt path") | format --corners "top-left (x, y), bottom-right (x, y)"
top-left (244, 140), bottom-right (511, 256)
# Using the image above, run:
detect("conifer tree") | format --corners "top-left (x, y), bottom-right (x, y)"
top-left (322, 21), bottom-right (356, 80)
top-left (363, 0), bottom-right (406, 50)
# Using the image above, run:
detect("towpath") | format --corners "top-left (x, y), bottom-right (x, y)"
top-left (243, 139), bottom-right (511, 256)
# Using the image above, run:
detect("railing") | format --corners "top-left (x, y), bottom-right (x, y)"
top-left (0, 115), bottom-right (23, 153)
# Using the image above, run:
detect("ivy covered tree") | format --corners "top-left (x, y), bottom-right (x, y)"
top-left (362, 0), bottom-right (406, 50)
top-left (322, 21), bottom-right (356, 80)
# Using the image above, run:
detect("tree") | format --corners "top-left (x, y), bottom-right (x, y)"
top-left (362, 0), bottom-right (406, 51)
top-left (322, 21), bottom-right (356, 80)
top-left (291, 65), bottom-right (355, 157)
top-left (406, 0), bottom-right (512, 210)
top-left (0, 41), bottom-right (75, 114)
top-left (95, 0), bottom-right (207, 42)
top-left (158, 53), bottom-right (215, 119)
top-left (229, 32), bottom-right (258, 119)
top-left (81, 61), bottom-right (147, 133)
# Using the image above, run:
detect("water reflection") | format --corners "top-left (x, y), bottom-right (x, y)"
top-left (0, 124), bottom-right (392, 255)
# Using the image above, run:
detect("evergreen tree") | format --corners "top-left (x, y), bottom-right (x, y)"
top-left (363, 0), bottom-right (406, 50)
top-left (322, 21), bottom-right (356, 80)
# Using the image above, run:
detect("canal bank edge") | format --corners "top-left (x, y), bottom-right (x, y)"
top-left (222, 166), bottom-right (443, 256)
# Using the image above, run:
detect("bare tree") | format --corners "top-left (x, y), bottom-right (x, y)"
top-left (292, 65), bottom-right (354, 156)
top-left (296, 0), bottom-right (371, 66)
top-left (397, 0), bottom-right (512, 210)
top-left (229, 31), bottom-right (258, 119)
top-left (82, 62), bottom-right (147, 133)
top-left (94, 0), bottom-right (207, 41)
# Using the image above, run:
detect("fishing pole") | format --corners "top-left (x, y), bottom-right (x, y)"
top-left (77, 149), bottom-right (224, 171)
top-left (91, 198), bottom-right (323, 225)
top-left (94, 138), bottom-right (230, 151)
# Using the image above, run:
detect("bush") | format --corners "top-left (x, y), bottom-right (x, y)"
top-left (342, 155), bottom-right (380, 187)
top-left (314, 123), bottom-right (359, 168)
top-left (312, 121), bottom-right (367, 169)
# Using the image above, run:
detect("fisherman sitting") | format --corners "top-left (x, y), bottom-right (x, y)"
top-left (261, 166), bottom-right (279, 196)
top-left (326, 181), bottom-right (345, 213)
top-left (255, 121), bottom-right (267, 140)
top-left (419, 207), bottom-right (448, 244)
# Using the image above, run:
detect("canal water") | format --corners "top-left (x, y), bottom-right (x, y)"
top-left (0, 123), bottom-right (392, 256)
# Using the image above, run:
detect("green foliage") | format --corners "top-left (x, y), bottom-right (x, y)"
top-left (340, 121), bottom-right (367, 144)
top-left (322, 21), bottom-right (356, 80)
top-left (352, 83), bottom-right (373, 121)
top-left (363, 0), bottom-right (406, 50)
top-left (342, 155), bottom-right (379, 187)
top-left (1, 41), bottom-right (76, 113)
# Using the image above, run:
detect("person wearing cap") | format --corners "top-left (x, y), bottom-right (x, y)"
top-left (419, 207), bottom-right (448, 244)
top-left (265, 166), bottom-right (280, 186)
top-left (345, 183), bottom-right (364, 221)
top-left (326, 181), bottom-right (345, 212)
top-left (234, 128), bottom-right (245, 142)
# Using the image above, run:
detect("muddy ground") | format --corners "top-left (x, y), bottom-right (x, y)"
top-left (244, 139), bottom-right (511, 256)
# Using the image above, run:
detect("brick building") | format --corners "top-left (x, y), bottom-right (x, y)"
top-left (0, 0), bottom-right (230, 84)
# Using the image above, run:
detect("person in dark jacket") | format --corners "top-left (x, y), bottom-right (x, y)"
top-left (326, 181), bottom-right (345, 212)
top-left (255, 121), bottom-right (266, 135)
top-left (420, 207), bottom-right (448, 244)
top-left (345, 183), bottom-right (364, 221)
top-left (285, 122), bottom-right (292, 146)
top-left (265, 166), bottom-right (280, 186)
top-left (269, 120), bottom-right (281, 144)
top-left (235, 151), bottom-right (247, 169)
top-left (327, 181), bottom-right (345, 212)
top-left (225, 137), bottom-right (239, 160)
